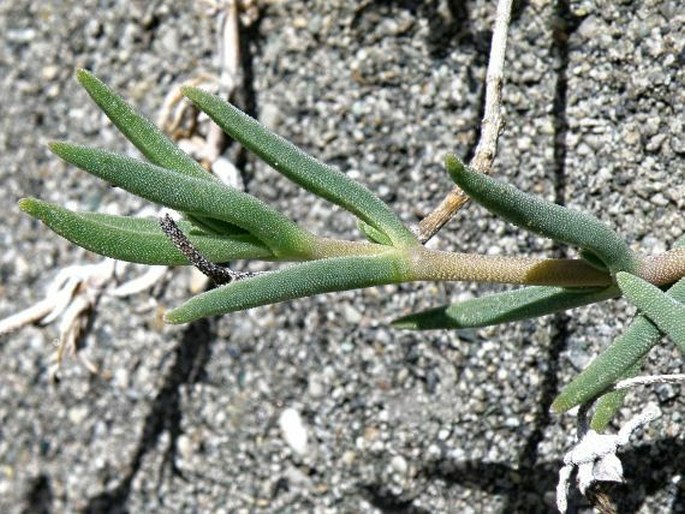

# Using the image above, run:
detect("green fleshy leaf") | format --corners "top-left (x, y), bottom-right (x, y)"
top-left (358, 220), bottom-right (394, 245)
top-left (445, 155), bottom-right (636, 273)
top-left (589, 359), bottom-right (642, 432)
top-left (617, 272), bottom-right (685, 352)
top-left (182, 86), bottom-right (418, 248)
top-left (49, 142), bottom-right (317, 258)
top-left (392, 285), bottom-right (618, 330)
top-left (552, 276), bottom-right (685, 413)
top-left (77, 70), bottom-right (246, 235)
top-left (579, 249), bottom-right (609, 272)
top-left (589, 227), bottom-right (684, 426)
top-left (184, 214), bottom-right (247, 236)
top-left (19, 198), bottom-right (273, 265)
top-left (76, 69), bottom-right (212, 182)
top-left (166, 251), bottom-right (410, 323)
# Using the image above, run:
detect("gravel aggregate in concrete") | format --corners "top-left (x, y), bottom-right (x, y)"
top-left (1, 1), bottom-right (684, 513)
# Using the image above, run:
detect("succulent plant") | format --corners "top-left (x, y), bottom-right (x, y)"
top-left (20, 70), bottom-right (685, 429)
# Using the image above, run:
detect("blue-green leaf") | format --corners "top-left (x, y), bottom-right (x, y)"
top-left (49, 142), bottom-right (317, 258)
top-left (182, 86), bottom-right (418, 248)
top-left (19, 198), bottom-right (273, 265)
top-left (166, 251), bottom-right (411, 323)
top-left (445, 155), bottom-right (637, 273)
top-left (392, 285), bottom-right (618, 329)
top-left (76, 69), bottom-right (212, 182)
top-left (617, 272), bottom-right (685, 352)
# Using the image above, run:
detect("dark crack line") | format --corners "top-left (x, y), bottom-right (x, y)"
top-left (81, 318), bottom-right (215, 514)
top-left (22, 474), bottom-right (53, 514)
top-left (499, 1), bottom-right (584, 511)
top-left (226, 10), bottom-right (263, 189)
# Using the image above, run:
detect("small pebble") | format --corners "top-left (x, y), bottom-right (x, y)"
top-left (279, 407), bottom-right (308, 455)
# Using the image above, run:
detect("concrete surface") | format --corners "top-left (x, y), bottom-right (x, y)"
top-left (1, 1), bottom-right (684, 512)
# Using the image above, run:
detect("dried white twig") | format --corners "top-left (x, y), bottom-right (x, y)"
top-left (0, 258), bottom-right (172, 377)
top-left (0, 297), bottom-right (63, 336)
top-left (2, 260), bottom-right (109, 376)
top-left (417, 0), bottom-right (513, 243)
top-left (614, 373), bottom-right (685, 390)
top-left (556, 372), bottom-right (685, 512)
top-left (110, 266), bottom-right (169, 297)
top-left (203, 0), bottom-right (239, 165)
top-left (55, 292), bottom-right (96, 371)
top-left (556, 403), bottom-right (661, 513)
top-left (0, 260), bottom-right (113, 337)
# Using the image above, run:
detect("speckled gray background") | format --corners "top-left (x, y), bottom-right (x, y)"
top-left (1, 1), bottom-right (684, 513)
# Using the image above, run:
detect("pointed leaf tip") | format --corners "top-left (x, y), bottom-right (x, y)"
top-left (182, 86), bottom-right (418, 248)
top-left (48, 142), bottom-right (316, 258)
top-left (18, 197), bottom-right (32, 210)
top-left (47, 140), bottom-right (64, 154)
top-left (165, 252), bottom-right (410, 323)
top-left (588, 359), bottom-right (642, 432)
top-left (445, 155), bottom-right (636, 273)
top-left (392, 285), bottom-right (618, 330)
top-left (444, 154), bottom-right (466, 183)
top-left (75, 68), bottom-right (93, 83)
top-left (617, 272), bottom-right (685, 351)
top-left (19, 198), bottom-right (274, 265)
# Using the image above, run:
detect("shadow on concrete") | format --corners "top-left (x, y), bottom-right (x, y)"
top-left (81, 318), bottom-right (216, 514)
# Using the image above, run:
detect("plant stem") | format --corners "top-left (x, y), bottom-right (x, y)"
top-left (407, 247), bottom-right (612, 287)
top-left (302, 238), bottom-right (618, 287)
top-left (297, 240), bottom-right (685, 288)
top-left (417, 0), bottom-right (513, 242)
top-left (637, 247), bottom-right (685, 285)
top-left (309, 238), bottom-right (392, 259)
top-left (314, 241), bottom-right (613, 287)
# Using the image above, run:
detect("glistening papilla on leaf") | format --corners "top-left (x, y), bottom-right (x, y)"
top-left (19, 70), bottom-right (685, 429)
